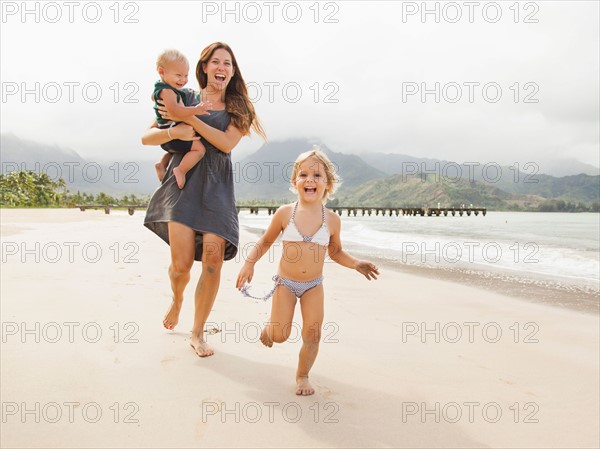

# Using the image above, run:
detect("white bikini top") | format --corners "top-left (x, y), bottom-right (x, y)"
top-left (281, 202), bottom-right (330, 247)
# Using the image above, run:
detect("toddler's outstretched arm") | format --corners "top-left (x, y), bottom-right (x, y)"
top-left (236, 206), bottom-right (287, 289)
top-left (327, 212), bottom-right (379, 280)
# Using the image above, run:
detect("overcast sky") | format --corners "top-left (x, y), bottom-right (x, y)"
top-left (1, 0), bottom-right (598, 167)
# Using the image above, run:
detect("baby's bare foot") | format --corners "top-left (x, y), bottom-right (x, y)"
top-left (260, 327), bottom-right (273, 347)
top-left (296, 377), bottom-right (315, 396)
top-left (173, 167), bottom-right (186, 189)
top-left (155, 163), bottom-right (166, 182)
top-left (163, 297), bottom-right (182, 330)
top-left (190, 334), bottom-right (214, 357)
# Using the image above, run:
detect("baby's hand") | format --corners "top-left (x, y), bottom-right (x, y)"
top-left (356, 260), bottom-right (379, 280)
top-left (194, 101), bottom-right (213, 116)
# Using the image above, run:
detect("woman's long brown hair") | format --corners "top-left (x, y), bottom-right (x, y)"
top-left (196, 42), bottom-right (267, 140)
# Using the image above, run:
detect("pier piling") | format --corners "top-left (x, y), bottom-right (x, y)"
top-left (78, 205), bottom-right (487, 218)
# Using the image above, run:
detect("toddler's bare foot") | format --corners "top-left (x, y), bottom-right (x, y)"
top-left (190, 334), bottom-right (214, 357)
top-left (155, 163), bottom-right (166, 182)
top-left (173, 167), bottom-right (186, 189)
top-left (296, 376), bottom-right (315, 396)
top-left (163, 297), bottom-right (182, 330)
top-left (260, 327), bottom-right (273, 347)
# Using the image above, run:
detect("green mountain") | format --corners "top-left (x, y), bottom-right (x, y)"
top-left (356, 152), bottom-right (599, 208)
top-left (360, 152), bottom-right (600, 178)
top-left (494, 173), bottom-right (600, 203)
top-left (337, 174), bottom-right (548, 210)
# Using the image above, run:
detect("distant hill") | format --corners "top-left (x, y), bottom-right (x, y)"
top-left (1, 134), bottom-right (597, 210)
top-left (358, 151), bottom-right (599, 205)
top-left (360, 152), bottom-right (452, 176)
top-left (537, 159), bottom-right (600, 177)
top-left (1, 133), bottom-right (84, 166)
top-left (336, 173), bottom-right (547, 209)
top-left (361, 152), bottom-right (600, 177)
top-left (497, 173), bottom-right (600, 203)
top-left (1, 133), bottom-right (158, 195)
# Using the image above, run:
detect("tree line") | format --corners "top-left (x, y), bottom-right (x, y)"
top-left (0, 171), bottom-right (149, 208)
top-left (1, 170), bottom-right (598, 212)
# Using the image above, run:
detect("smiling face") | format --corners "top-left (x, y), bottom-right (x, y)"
top-left (293, 157), bottom-right (329, 202)
top-left (202, 48), bottom-right (235, 94)
top-left (159, 59), bottom-right (189, 90)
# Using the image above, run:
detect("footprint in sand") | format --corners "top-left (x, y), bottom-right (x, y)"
top-left (319, 385), bottom-right (338, 400)
top-left (160, 356), bottom-right (178, 366)
top-left (499, 378), bottom-right (515, 385)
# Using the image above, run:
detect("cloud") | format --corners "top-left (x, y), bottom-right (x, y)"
top-left (1, 1), bottom-right (598, 168)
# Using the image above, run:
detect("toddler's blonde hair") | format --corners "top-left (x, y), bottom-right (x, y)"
top-left (156, 49), bottom-right (188, 71)
top-left (290, 146), bottom-right (342, 203)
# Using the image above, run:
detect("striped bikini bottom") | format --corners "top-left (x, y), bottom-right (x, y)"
top-left (241, 275), bottom-right (324, 301)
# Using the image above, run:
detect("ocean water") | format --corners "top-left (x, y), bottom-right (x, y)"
top-left (239, 211), bottom-right (600, 292)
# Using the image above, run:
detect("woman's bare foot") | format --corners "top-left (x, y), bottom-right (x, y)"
top-left (173, 167), bottom-right (186, 189)
top-left (163, 297), bottom-right (182, 330)
top-left (190, 333), bottom-right (214, 357)
top-left (296, 376), bottom-right (315, 396)
top-left (155, 163), bottom-right (166, 182)
top-left (260, 327), bottom-right (273, 347)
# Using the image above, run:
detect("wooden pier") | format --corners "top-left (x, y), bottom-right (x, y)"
top-left (76, 204), bottom-right (486, 217)
top-left (237, 206), bottom-right (487, 217)
top-left (77, 205), bottom-right (146, 216)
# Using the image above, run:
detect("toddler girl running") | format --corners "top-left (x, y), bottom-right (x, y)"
top-left (236, 148), bottom-right (379, 395)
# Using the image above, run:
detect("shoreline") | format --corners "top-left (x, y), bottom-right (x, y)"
top-left (377, 258), bottom-right (599, 315)
top-left (242, 224), bottom-right (599, 315)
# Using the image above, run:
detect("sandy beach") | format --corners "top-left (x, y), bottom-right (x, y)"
top-left (1, 208), bottom-right (598, 448)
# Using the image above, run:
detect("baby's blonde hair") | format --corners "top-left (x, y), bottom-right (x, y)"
top-left (290, 146), bottom-right (342, 203)
top-left (156, 49), bottom-right (188, 71)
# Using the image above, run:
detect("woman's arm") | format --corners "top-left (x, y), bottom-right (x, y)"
top-left (141, 120), bottom-right (167, 145)
top-left (185, 117), bottom-right (243, 154)
top-left (158, 104), bottom-right (243, 154)
top-left (140, 119), bottom-right (200, 146)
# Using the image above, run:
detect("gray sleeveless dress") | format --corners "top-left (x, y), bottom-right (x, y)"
top-left (144, 99), bottom-right (239, 261)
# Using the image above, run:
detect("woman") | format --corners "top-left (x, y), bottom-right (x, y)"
top-left (142, 42), bottom-right (266, 357)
